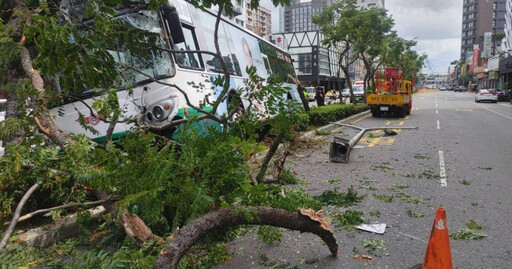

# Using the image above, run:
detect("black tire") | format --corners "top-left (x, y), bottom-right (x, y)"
top-left (371, 108), bottom-right (380, 117)
top-left (405, 105), bottom-right (411, 116)
top-left (400, 106), bottom-right (407, 117)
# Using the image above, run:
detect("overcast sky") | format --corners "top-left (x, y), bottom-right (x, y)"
top-left (261, 0), bottom-right (463, 73)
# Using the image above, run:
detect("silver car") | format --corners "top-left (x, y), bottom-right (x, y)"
top-left (475, 89), bottom-right (498, 103)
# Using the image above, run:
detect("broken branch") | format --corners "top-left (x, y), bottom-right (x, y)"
top-left (153, 206), bottom-right (338, 269)
top-left (0, 183), bottom-right (40, 249)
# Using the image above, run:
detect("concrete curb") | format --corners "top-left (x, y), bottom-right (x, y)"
top-left (14, 206), bottom-right (106, 247)
top-left (300, 109), bottom-right (371, 140)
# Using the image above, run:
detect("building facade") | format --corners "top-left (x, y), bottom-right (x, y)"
top-left (246, 3), bottom-right (272, 38)
top-left (283, 0), bottom-right (334, 33)
top-left (461, 0), bottom-right (506, 59)
top-left (271, 31), bottom-right (344, 91)
top-left (357, 0), bottom-right (385, 9)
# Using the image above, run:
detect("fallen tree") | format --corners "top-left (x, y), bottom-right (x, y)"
top-left (154, 207), bottom-right (338, 269)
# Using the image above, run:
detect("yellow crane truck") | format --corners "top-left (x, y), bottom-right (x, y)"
top-left (367, 68), bottom-right (413, 117)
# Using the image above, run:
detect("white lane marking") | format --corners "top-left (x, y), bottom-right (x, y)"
top-left (436, 110), bottom-right (439, 114)
top-left (437, 120), bottom-right (440, 129)
top-left (435, 104), bottom-right (438, 107)
top-left (439, 150), bottom-right (447, 187)
top-left (468, 101), bottom-right (512, 120)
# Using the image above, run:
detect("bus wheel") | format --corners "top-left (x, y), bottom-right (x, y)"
top-left (405, 105), bottom-right (411, 116)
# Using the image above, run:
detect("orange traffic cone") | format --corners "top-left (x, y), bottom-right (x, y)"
top-left (421, 207), bottom-right (453, 269)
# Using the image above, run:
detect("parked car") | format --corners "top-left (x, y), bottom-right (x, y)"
top-left (305, 87), bottom-right (316, 101)
top-left (496, 90), bottom-right (511, 102)
top-left (440, 85), bottom-right (447, 91)
top-left (351, 85), bottom-right (365, 103)
top-left (454, 86), bottom-right (466, 92)
top-left (475, 89), bottom-right (498, 103)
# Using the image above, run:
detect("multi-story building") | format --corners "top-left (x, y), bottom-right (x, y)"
top-left (461, 0), bottom-right (506, 59)
top-left (273, 0), bottom-right (344, 91)
top-left (357, 0), bottom-right (385, 9)
top-left (283, 0), bottom-right (334, 33)
top-left (246, 2), bottom-right (272, 38)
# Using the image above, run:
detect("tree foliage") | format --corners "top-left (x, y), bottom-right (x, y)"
top-left (0, 0), bottom-right (327, 266)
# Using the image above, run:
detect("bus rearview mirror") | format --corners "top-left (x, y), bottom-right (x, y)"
top-left (160, 3), bottom-right (185, 44)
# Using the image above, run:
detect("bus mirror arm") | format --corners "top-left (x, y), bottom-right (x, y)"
top-left (160, 3), bottom-right (185, 44)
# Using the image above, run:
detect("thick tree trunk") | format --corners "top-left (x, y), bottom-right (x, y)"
top-left (153, 207), bottom-right (338, 269)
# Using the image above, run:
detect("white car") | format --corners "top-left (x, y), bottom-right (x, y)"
top-left (475, 90), bottom-right (498, 103)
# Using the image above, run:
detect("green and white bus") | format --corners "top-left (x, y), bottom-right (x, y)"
top-left (52, 0), bottom-right (300, 141)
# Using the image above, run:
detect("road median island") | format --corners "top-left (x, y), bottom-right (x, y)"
top-left (299, 104), bottom-right (370, 140)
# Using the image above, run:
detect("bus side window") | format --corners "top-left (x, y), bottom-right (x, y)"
top-left (174, 25), bottom-right (202, 69)
top-left (262, 55), bottom-right (272, 75)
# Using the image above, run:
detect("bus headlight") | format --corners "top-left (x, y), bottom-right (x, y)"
top-left (153, 106), bottom-right (164, 120)
top-left (144, 96), bottom-right (178, 125)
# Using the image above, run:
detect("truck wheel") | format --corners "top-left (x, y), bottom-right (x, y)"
top-left (401, 107), bottom-right (407, 117)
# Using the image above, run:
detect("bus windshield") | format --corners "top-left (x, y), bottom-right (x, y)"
top-left (108, 10), bottom-right (174, 85)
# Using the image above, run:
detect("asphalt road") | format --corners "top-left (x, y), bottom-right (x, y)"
top-left (216, 91), bottom-right (512, 269)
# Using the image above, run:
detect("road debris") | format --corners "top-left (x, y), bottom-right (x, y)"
top-left (357, 223), bottom-right (387, 234)
top-left (328, 124), bottom-right (418, 163)
top-left (354, 254), bottom-right (373, 260)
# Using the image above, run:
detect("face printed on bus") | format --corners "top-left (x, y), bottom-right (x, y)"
top-left (242, 38), bottom-right (253, 67)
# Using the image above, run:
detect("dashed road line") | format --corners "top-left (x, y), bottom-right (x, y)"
top-left (405, 116), bottom-right (410, 120)
top-left (385, 121), bottom-right (391, 125)
top-left (437, 120), bottom-right (440, 129)
top-left (436, 110), bottom-right (439, 114)
top-left (438, 150), bottom-right (447, 187)
top-left (398, 121), bottom-right (404, 126)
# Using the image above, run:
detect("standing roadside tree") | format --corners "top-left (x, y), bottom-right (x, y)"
top-left (0, 0), bottom-right (338, 267)
top-left (349, 6), bottom-right (394, 98)
top-left (313, 0), bottom-right (360, 102)
top-left (381, 33), bottom-right (427, 83)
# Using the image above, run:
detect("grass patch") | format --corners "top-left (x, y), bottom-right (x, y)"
top-left (315, 187), bottom-right (363, 207)
top-left (394, 183), bottom-right (409, 189)
top-left (326, 179), bottom-right (342, 184)
top-left (459, 180), bottom-right (470, 185)
top-left (369, 210), bottom-right (381, 217)
top-left (402, 169), bottom-right (439, 179)
top-left (465, 220), bottom-right (482, 230)
top-left (314, 129), bottom-right (332, 136)
top-left (406, 209), bottom-right (424, 218)
top-left (414, 154), bottom-right (430, 160)
top-left (375, 164), bottom-right (394, 172)
top-left (277, 169), bottom-right (299, 185)
top-left (450, 228), bottom-right (487, 240)
top-left (399, 197), bottom-right (424, 205)
top-left (298, 258), bottom-right (320, 265)
top-left (332, 210), bottom-right (365, 229)
top-left (374, 194), bottom-right (393, 203)
top-left (362, 239), bottom-right (387, 257)
top-left (359, 180), bottom-right (376, 190)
